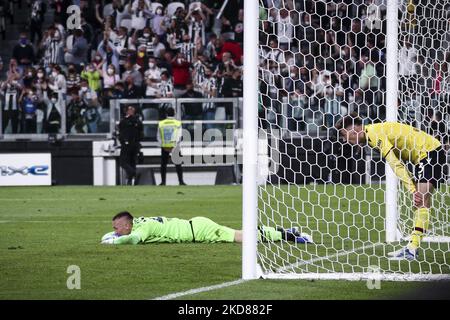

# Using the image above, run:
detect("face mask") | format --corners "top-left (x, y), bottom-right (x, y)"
top-left (156, 9), bottom-right (162, 15)
top-left (177, 58), bottom-right (182, 64)
top-left (107, 69), bottom-right (114, 75)
top-left (290, 73), bottom-right (297, 78)
top-left (52, 71), bottom-right (58, 78)
top-left (28, 72), bottom-right (33, 77)
top-left (81, 87), bottom-right (88, 92)
top-left (138, 52), bottom-right (145, 58)
top-left (148, 62), bottom-right (155, 68)
top-left (37, 73), bottom-right (44, 78)
top-left (143, 33), bottom-right (150, 38)
top-left (95, 56), bottom-right (101, 61)
top-left (51, 98), bottom-right (58, 104)
top-left (20, 39), bottom-right (27, 46)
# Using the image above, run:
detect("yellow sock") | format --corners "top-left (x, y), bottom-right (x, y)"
top-left (409, 207), bottom-right (430, 250)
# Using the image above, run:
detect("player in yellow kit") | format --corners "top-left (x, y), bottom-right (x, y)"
top-left (336, 114), bottom-right (447, 260)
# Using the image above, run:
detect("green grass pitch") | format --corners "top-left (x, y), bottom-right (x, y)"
top-left (0, 185), bottom-right (447, 299)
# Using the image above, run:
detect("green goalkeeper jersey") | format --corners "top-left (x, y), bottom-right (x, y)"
top-left (114, 216), bottom-right (194, 244)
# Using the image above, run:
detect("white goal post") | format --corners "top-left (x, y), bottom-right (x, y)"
top-left (243, 0), bottom-right (450, 281)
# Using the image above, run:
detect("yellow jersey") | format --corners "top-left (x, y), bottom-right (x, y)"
top-left (364, 122), bottom-right (441, 193)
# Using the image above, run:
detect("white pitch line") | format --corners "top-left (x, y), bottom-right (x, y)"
top-left (275, 242), bottom-right (384, 273)
top-left (152, 279), bottom-right (247, 300)
top-left (151, 243), bottom-right (385, 299)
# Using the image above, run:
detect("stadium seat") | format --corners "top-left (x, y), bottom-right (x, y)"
top-left (215, 106), bottom-right (226, 121)
top-left (120, 19), bottom-right (133, 33)
top-left (150, 2), bottom-right (163, 14)
top-left (167, 2), bottom-right (185, 17)
top-left (36, 109), bottom-right (44, 134)
top-left (188, 2), bottom-right (202, 12)
top-left (142, 108), bottom-right (159, 140)
top-left (103, 4), bottom-right (114, 17)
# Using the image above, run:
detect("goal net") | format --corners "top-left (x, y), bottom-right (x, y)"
top-left (243, 0), bottom-right (450, 281)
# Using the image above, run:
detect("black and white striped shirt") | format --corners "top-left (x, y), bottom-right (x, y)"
top-left (201, 77), bottom-right (217, 110)
top-left (188, 19), bottom-right (205, 47)
top-left (179, 42), bottom-right (195, 63)
top-left (2, 83), bottom-right (20, 111)
top-left (44, 39), bottom-right (64, 67)
top-left (159, 79), bottom-right (174, 98)
top-left (192, 60), bottom-right (206, 90)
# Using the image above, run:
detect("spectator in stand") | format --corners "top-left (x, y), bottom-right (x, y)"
top-left (43, 91), bottom-right (62, 134)
top-left (65, 29), bottom-right (89, 69)
top-left (215, 35), bottom-right (243, 66)
top-left (158, 71), bottom-right (174, 98)
top-left (185, 2), bottom-right (212, 48)
top-left (121, 60), bottom-right (143, 87)
top-left (113, 26), bottom-right (136, 73)
top-left (135, 45), bottom-right (149, 72)
top-left (48, 65), bottom-right (67, 106)
top-left (81, 63), bottom-right (102, 94)
top-left (67, 90), bottom-right (88, 133)
top-left (1, 77), bottom-right (22, 134)
top-left (52, 0), bottom-right (71, 26)
top-left (34, 67), bottom-right (48, 100)
top-left (102, 64), bottom-right (121, 90)
top-left (151, 35), bottom-right (166, 60)
top-left (181, 81), bottom-right (203, 121)
top-left (144, 57), bottom-right (162, 98)
top-left (200, 66), bottom-right (217, 130)
top-left (41, 27), bottom-right (65, 71)
top-left (128, 0), bottom-right (151, 33)
top-left (13, 33), bottom-right (35, 72)
top-left (150, 6), bottom-right (167, 40)
top-left (20, 88), bottom-right (39, 133)
top-left (97, 32), bottom-right (120, 74)
top-left (30, 0), bottom-right (47, 45)
top-left (171, 52), bottom-right (191, 97)
top-left (66, 64), bottom-right (82, 94)
top-left (124, 75), bottom-right (142, 99)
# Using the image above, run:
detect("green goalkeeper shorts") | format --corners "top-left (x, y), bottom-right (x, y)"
top-left (189, 217), bottom-right (236, 243)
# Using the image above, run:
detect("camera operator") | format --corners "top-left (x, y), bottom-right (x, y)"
top-left (118, 105), bottom-right (143, 185)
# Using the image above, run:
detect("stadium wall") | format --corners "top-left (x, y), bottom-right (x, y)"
top-left (0, 141), bottom-right (93, 185)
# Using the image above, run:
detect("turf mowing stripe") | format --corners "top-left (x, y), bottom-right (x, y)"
top-left (0, 198), bottom-right (192, 201)
top-left (152, 279), bottom-right (247, 300)
top-left (0, 220), bottom-right (110, 223)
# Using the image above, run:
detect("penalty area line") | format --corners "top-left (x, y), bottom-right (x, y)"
top-left (151, 279), bottom-right (247, 300)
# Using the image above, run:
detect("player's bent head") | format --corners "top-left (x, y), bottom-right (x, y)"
top-left (112, 211), bottom-right (134, 235)
top-left (166, 107), bottom-right (175, 117)
top-left (335, 113), bottom-right (364, 144)
top-left (113, 211), bottom-right (134, 221)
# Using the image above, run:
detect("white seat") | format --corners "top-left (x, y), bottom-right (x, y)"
top-left (215, 106), bottom-right (226, 120)
top-left (167, 2), bottom-right (185, 17)
top-left (143, 108), bottom-right (157, 119)
top-left (103, 3), bottom-right (114, 17)
top-left (150, 2), bottom-right (163, 14)
top-left (120, 19), bottom-right (132, 32)
top-left (188, 2), bottom-right (202, 12)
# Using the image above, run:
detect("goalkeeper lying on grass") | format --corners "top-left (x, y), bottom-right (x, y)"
top-left (336, 114), bottom-right (447, 261)
top-left (101, 211), bottom-right (313, 245)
